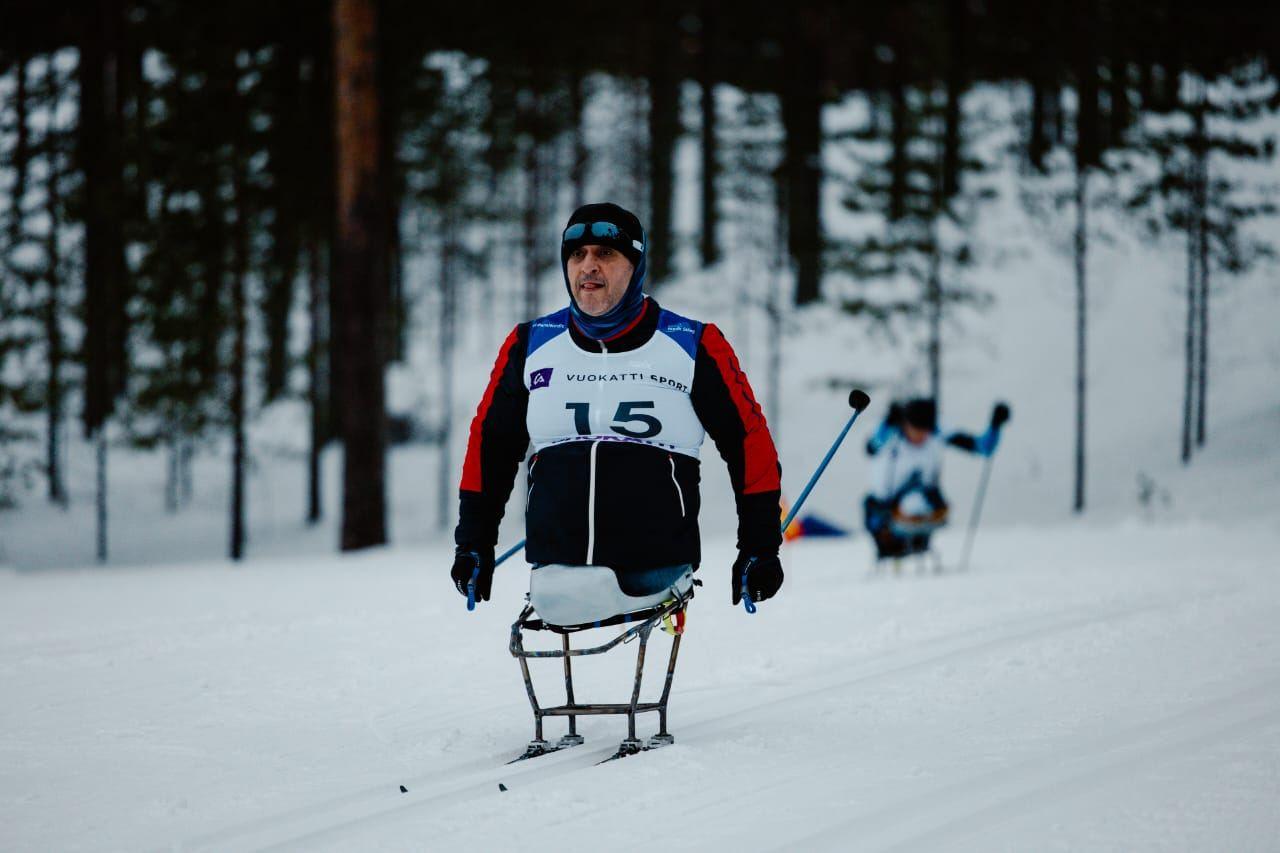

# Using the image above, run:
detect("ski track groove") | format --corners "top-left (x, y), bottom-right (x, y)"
top-left (780, 674), bottom-right (1280, 852)
top-left (176, 585), bottom-right (1245, 851)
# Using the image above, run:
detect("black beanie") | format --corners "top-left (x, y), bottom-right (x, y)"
top-left (903, 398), bottom-right (938, 432)
top-left (560, 202), bottom-right (646, 269)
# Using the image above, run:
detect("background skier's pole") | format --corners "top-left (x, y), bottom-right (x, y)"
top-left (958, 403), bottom-right (1011, 572)
top-left (742, 389), bottom-right (872, 612)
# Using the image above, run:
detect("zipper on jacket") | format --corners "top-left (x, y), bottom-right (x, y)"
top-left (586, 440), bottom-right (600, 563)
top-left (668, 453), bottom-right (686, 518)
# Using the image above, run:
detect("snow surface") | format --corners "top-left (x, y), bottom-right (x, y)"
top-left (4, 518), bottom-right (1280, 851)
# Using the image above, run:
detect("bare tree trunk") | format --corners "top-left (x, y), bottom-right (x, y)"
top-left (80, 0), bottom-right (129, 441)
top-left (437, 211), bottom-right (457, 532)
top-left (1073, 166), bottom-right (1088, 513)
top-left (1181, 209), bottom-right (1196, 464)
top-left (699, 3), bottom-right (720, 268)
top-left (569, 66), bottom-right (587, 208)
top-left (334, 0), bottom-right (389, 550)
top-left (927, 233), bottom-right (943, 406)
top-left (941, 0), bottom-right (966, 198)
top-left (1194, 98), bottom-right (1209, 448)
top-left (96, 427), bottom-right (108, 563)
top-left (306, 233), bottom-right (326, 525)
top-left (229, 135), bottom-right (250, 562)
top-left (180, 440), bottom-right (194, 506)
top-left (647, 32), bottom-right (678, 286)
top-left (1182, 73), bottom-right (1204, 463)
top-left (11, 51), bottom-right (29, 249)
top-left (782, 8), bottom-right (823, 305)
top-left (166, 438), bottom-right (180, 513)
top-left (44, 100), bottom-right (68, 508)
top-left (523, 137), bottom-right (539, 321)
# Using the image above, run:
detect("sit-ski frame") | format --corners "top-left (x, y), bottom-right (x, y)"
top-left (508, 585), bottom-right (693, 761)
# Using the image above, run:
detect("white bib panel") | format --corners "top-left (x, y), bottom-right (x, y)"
top-left (524, 319), bottom-right (705, 458)
top-left (868, 433), bottom-right (943, 500)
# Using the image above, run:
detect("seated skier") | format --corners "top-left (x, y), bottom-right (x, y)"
top-left (863, 398), bottom-right (1008, 560)
top-left (449, 202), bottom-right (785, 623)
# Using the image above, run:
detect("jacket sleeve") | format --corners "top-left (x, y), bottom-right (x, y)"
top-left (455, 324), bottom-right (531, 550)
top-left (690, 323), bottom-right (783, 557)
top-left (943, 430), bottom-right (979, 453)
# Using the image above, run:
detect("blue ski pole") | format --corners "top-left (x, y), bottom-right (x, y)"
top-left (741, 389), bottom-right (872, 613)
top-left (465, 539), bottom-right (527, 611)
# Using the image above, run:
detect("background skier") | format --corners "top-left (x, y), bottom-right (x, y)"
top-left (450, 202), bottom-right (785, 615)
top-left (863, 398), bottom-right (1010, 559)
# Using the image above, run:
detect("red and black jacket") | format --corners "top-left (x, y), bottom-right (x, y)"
top-left (456, 299), bottom-right (782, 572)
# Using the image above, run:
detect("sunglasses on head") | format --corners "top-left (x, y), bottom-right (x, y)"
top-left (563, 221), bottom-right (633, 244)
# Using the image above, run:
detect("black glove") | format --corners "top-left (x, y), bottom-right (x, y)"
top-left (991, 402), bottom-right (1011, 429)
top-left (451, 547), bottom-right (495, 604)
top-left (731, 552), bottom-right (784, 605)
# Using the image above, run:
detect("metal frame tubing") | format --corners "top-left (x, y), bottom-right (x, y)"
top-left (510, 594), bottom-right (689, 748)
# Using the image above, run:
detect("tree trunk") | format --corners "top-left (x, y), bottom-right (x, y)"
top-left (165, 438), bottom-right (180, 513)
top-left (180, 439), bottom-right (194, 506)
top-left (941, 0), bottom-right (966, 199)
top-left (699, 2), bottom-right (720, 268)
top-left (782, 9), bottom-right (824, 305)
top-left (80, 0), bottom-right (129, 439)
top-left (1029, 80), bottom-right (1050, 171)
top-left (1194, 93), bottom-right (1209, 448)
top-left (927, 225), bottom-right (943, 406)
top-left (888, 73), bottom-right (908, 222)
top-left (437, 211), bottom-right (457, 532)
top-left (229, 115), bottom-right (250, 563)
top-left (334, 0), bottom-right (389, 551)
top-left (1073, 166), bottom-right (1088, 512)
top-left (569, 66), bottom-right (587, 208)
top-left (306, 232), bottom-right (326, 525)
top-left (647, 37), bottom-right (678, 285)
top-left (44, 98), bottom-right (68, 508)
top-left (96, 426), bottom-right (108, 563)
top-left (1181, 194), bottom-right (1197, 465)
top-left (11, 50), bottom-right (29, 249)
top-left (522, 125), bottom-right (541, 321)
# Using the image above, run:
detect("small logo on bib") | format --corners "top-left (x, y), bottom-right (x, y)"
top-left (529, 367), bottom-right (554, 390)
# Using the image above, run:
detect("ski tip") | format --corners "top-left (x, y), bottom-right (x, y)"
top-left (498, 783), bottom-right (508, 792)
top-left (399, 785), bottom-right (407, 793)
top-left (849, 389), bottom-right (871, 411)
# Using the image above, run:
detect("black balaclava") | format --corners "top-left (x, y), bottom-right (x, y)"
top-left (560, 202), bottom-right (647, 339)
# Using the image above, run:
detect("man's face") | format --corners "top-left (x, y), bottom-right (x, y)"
top-left (566, 244), bottom-right (634, 317)
top-left (903, 423), bottom-right (930, 445)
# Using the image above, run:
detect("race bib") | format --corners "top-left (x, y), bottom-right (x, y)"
top-left (524, 310), bottom-right (705, 458)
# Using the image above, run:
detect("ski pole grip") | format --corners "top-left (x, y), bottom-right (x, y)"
top-left (849, 389), bottom-right (871, 412)
top-left (466, 566), bottom-right (479, 611)
top-left (741, 558), bottom-right (758, 614)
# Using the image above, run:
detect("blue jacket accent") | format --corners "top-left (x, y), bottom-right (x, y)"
top-left (656, 308), bottom-right (703, 359)
top-left (526, 308), bottom-right (571, 356)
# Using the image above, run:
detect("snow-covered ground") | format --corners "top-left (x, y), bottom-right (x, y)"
top-left (4, 515), bottom-right (1280, 851)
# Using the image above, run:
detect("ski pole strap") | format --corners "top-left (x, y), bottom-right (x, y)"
top-left (466, 565), bottom-right (479, 611)
top-left (740, 558), bottom-right (758, 614)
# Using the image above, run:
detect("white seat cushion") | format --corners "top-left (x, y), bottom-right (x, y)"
top-left (528, 564), bottom-right (694, 626)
